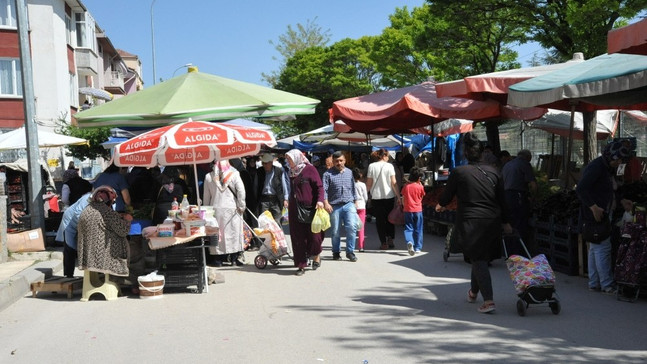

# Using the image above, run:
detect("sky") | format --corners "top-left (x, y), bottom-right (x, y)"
top-left (81, 0), bottom-right (543, 88)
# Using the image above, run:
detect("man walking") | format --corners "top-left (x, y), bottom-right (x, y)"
top-left (502, 149), bottom-right (537, 250)
top-left (254, 153), bottom-right (289, 224)
top-left (323, 151), bottom-right (358, 262)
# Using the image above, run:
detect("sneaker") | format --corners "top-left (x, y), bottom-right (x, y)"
top-left (478, 302), bottom-right (496, 313)
top-left (414, 250), bottom-right (421, 255)
top-left (467, 289), bottom-right (477, 303)
top-left (602, 287), bottom-right (617, 295)
top-left (588, 286), bottom-right (601, 292)
top-left (332, 252), bottom-right (341, 260)
top-left (407, 242), bottom-right (415, 256)
top-left (346, 252), bottom-right (358, 262)
top-left (359, 248), bottom-right (365, 252)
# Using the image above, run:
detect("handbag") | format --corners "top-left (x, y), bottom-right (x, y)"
top-left (581, 216), bottom-right (611, 244)
top-left (296, 201), bottom-right (316, 224)
top-left (388, 204), bottom-right (405, 225)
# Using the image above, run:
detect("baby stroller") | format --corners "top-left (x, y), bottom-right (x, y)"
top-left (503, 235), bottom-right (561, 316)
top-left (246, 210), bottom-right (292, 269)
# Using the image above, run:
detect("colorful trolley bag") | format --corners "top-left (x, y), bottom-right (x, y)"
top-left (503, 235), bottom-right (560, 316)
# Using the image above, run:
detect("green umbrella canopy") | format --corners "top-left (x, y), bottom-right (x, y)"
top-left (74, 67), bottom-right (320, 128)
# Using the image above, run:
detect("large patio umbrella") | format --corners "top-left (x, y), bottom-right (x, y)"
top-left (113, 119), bottom-right (276, 168)
top-left (433, 54), bottom-right (587, 122)
top-left (507, 53), bottom-right (647, 111)
top-left (74, 67), bottom-right (319, 128)
top-left (0, 127), bottom-right (88, 150)
top-left (329, 82), bottom-right (501, 133)
top-left (507, 52), bottom-right (647, 186)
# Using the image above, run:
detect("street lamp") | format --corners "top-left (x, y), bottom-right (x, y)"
top-left (150, 0), bottom-right (157, 85)
top-left (172, 63), bottom-right (193, 78)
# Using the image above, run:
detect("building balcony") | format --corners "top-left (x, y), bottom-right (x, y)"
top-left (104, 70), bottom-right (125, 95)
top-left (74, 48), bottom-right (99, 76)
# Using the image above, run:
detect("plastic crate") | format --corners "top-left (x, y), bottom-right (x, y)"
top-left (157, 245), bottom-right (201, 266)
top-left (159, 269), bottom-right (204, 292)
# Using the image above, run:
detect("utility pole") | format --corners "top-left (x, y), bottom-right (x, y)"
top-left (15, 0), bottom-right (44, 230)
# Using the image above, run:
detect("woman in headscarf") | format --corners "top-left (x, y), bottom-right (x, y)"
top-left (285, 149), bottom-right (325, 276)
top-left (436, 133), bottom-right (511, 314)
top-left (77, 185), bottom-right (133, 277)
top-left (203, 160), bottom-right (246, 267)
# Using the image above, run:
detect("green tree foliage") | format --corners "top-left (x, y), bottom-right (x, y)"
top-left (275, 39), bottom-right (378, 134)
top-left (421, 1), bottom-right (523, 79)
top-left (262, 17), bottom-right (332, 87)
top-left (56, 117), bottom-right (111, 161)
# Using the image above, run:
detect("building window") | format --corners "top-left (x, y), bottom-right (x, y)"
top-left (65, 13), bottom-right (72, 45)
top-left (0, 58), bottom-right (22, 96)
top-left (74, 12), bottom-right (95, 51)
top-left (0, 0), bottom-right (17, 28)
top-left (69, 72), bottom-right (78, 106)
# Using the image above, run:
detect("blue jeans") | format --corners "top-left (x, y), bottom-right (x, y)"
top-left (588, 238), bottom-right (614, 290)
top-left (404, 211), bottom-right (424, 251)
top-left (330, 202), bottom-right (357, 254)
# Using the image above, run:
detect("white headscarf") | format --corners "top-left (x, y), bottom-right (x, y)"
top-left (285, 149), bottom-right (310, 177)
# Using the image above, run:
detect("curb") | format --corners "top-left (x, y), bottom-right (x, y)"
top-left (0, 253), bottom-right (63, 312)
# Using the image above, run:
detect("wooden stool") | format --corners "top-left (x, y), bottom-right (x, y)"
top-left (31, 277), bottom-right (83, 299)
top-left (80, 271), bottom-right (120, 302)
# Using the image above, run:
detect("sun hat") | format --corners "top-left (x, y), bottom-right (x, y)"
top-left (260, 154), bottom-right (274, 163)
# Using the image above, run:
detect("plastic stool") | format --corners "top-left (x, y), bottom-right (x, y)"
top-left (80, 271), bottom-right (120, 302)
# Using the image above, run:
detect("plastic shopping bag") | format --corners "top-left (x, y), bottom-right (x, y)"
top-left (311, 208), bottom-right (331, 233)
top-left (280, 207), bottom-right (289, 225)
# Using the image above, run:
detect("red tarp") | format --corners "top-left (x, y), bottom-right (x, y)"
top-left (329, 82), bottom-right (500, 133)
top-left (608, 18), bottom-right (647, 55)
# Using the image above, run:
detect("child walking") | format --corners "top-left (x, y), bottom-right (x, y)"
top-left (353, 168), bottom-right (368, 252)
top-left (401, 167), bottom-right (426, 255)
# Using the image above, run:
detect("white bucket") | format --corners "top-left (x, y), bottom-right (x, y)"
top-left (138, 276), bottom-right (165, 299)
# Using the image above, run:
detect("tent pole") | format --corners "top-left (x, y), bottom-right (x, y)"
top-left (565, 103), bottom-right (576, 189)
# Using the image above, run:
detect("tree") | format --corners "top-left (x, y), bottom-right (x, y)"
top-left (274, 38), bottom-right (379, 134)
top-left (262, 17), bottom-right (332, 87)
top-left (56, 115), bottom-right (112, 161)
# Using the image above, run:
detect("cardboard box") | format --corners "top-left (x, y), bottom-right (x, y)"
top-left (7, 228), bottom-right (46, 253)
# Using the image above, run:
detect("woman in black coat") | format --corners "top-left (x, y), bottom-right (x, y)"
top-left (436, 132), bottom-right (511, 314)
top-left (152, 172), bottom-right (184, 225)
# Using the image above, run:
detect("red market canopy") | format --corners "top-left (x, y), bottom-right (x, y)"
top-left (608, 18), bottom-right (647, 55)
top-left (329, 82), bottom-right (500, 133)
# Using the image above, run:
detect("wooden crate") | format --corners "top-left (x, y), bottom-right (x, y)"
top-left (31, 277), bottom-right (83, 299)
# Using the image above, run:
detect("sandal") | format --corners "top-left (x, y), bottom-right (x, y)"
top-left (478, 302), bottom-right (496, 313)
top-left (467, 290), bottom-right (477, 303)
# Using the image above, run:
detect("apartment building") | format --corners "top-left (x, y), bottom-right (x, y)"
top-left (0, 0), bottom-right (142, 175)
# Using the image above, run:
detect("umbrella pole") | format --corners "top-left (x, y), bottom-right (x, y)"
top-left (192, 147), bottom-right (201, 208)
top-left (565, 103), bottom-right (576, 189)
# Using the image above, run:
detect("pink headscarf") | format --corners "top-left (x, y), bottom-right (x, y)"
top-left (286, 149), bottom-right (310, 177)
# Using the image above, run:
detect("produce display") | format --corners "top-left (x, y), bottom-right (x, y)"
top-left (532, 190), bottom-right (580, 225)
top-left (422, 185), bottom-right (457, 210)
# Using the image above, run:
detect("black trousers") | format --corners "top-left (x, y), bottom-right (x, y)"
top-left (372, 198), bottom-right (395, 245)
top-left (63, 244), bottom-right (77, 278)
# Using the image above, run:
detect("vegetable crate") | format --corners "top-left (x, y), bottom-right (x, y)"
top-left (532, 215), bottom-right (579, 276)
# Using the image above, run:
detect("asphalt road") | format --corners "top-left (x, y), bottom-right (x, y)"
top-left (0, 220), bottom-right (645, 364)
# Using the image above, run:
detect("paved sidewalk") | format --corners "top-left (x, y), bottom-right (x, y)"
top-left (0, 221), bottom-right (645, 363)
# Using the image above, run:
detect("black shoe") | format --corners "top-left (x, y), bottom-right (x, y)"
top-left (235, 259), bottom-right (244, 266)
top-left (312, 261), bottom-right (320, 270)
top-left (332, 252), bottom-right (341, 260)
top-left (346, 252), bottom-right (358, 262)
top-left (295, 268), bottom-right (305, 276)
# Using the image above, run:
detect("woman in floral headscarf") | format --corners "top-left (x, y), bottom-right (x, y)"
top-left (77, 185), bottom-right (133, 277)
top-left (285, 149), bottom-right (325, 276)
top-left (203, 160), bottom-right (246, 266)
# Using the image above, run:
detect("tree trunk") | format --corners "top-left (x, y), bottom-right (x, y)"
top-left (485, 121), bottom-right (502, 154)
top-left (582, 111), bottom-right (597, 165)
